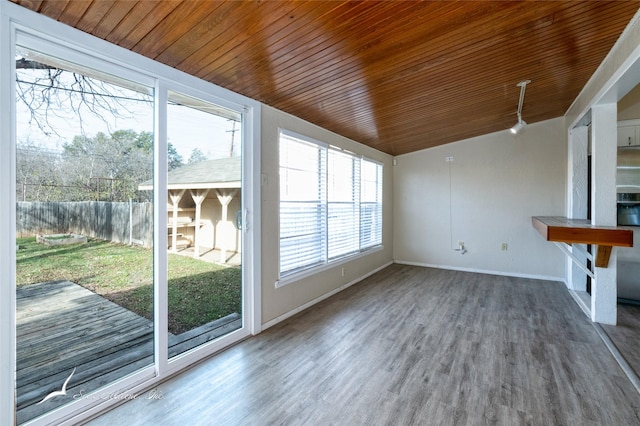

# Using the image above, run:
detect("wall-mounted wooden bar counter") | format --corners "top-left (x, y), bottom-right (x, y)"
top-left (532, 216), bottom-right (634, 268)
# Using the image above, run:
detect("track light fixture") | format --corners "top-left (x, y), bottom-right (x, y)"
top-left (510, 80), bottom-right (531, 135)
top-left (510, 118), bottom-right (526, 135)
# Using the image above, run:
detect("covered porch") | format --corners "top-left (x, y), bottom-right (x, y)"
top-left (139, 157), bottom-right (242, 264)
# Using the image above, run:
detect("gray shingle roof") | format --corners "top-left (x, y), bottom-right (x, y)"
top-left (139, 157), bottom-right (240, 189)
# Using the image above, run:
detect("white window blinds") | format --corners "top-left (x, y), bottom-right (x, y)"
top-left (360, 158), bottom-right (383, 249)
top-left (328, 148), bottom-right (360, 259)
top-left (279, 131), bottom-right (382, 279)
top-left (279, 133), bottom-right (327, 275)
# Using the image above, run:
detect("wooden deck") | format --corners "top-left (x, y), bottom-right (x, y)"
top-left (17, 280), bottom-right (241, 424)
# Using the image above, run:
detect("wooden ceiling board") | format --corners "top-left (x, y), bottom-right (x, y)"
top-left (269, 3), bottom-right (543, 97)
top-left (104, 1), bottom-right (182, 50)
top-left (9, 0), bottom-right (640, 156)
top-left (251, 2), bottom-right (437, 102)
top-left (267, 4), bottom-right (635, 152)
top-left (154, 1), bottom-right (254, 68)
top-left (194, 2), bottom-right (351, 93)
top-left (318, 38), bottom-right (585, 124)
top-left (16, 0), bottom-right (43, 11)
top-left (175, 1), bottom-right (309, 80)
top-left (205, 3), bottom-right (355, 103)
top-left (90, 1), bottom-right (138, 40)
top-left (37, 0), bottom-right (70, 22)
top-left (75, 1), bottom-right (116, 34)
top-left (274, 3), bottom-right (596, 108)
top-left (264, 1), bottom-right (422, 74)
top-left (129, 1), bottom-right (215, 60)
top-left (56, 1), bottom-right (93, 29)
top-left (232, 2), bottom-right (459, 94)
top-left (173, 1), bottom-right (299, 77)
top-left (234, 4), bottom-right (388, 89)
top-left (268, 11), bottom-right (566, 127)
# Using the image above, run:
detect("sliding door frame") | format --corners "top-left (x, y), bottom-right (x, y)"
top-left (0, 2), bottom-right (261, 425)
top-left (0, 5), bottom-right (17, 426)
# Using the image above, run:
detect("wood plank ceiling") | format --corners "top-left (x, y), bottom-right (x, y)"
top-left (11, 0), bottom-right (640, 156)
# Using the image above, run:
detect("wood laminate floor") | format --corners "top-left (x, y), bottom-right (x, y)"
top-left (86, 265), bottom-right (640, 426)
top-left (603, 302), bottom-right (640, 379)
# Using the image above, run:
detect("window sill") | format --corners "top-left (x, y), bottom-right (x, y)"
top-left (275, 245), bottom-right (383, 289)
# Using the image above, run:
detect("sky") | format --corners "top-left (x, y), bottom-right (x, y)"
top-left (16, 58), bottom-right (241, 162)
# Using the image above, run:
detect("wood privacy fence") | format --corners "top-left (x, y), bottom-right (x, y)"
top-left (16, 201), bottom-right (154, 247)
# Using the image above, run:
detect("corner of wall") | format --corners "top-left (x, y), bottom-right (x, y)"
top-left (259, 105), bottom-right (394, 325)
top-left (392, 118), bottom-right (567, 281)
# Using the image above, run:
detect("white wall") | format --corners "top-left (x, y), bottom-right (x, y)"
top-left (618, 83), bottom-right (640, 120)
top-left (260, 105), bottom-right (394, 325)
top-left (393, 117), bottom-right (567, 280)
top-left (564, 9), bottom-right (640, 316)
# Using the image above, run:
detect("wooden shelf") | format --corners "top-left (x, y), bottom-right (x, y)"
top-left (167, 206), bottom-right (196, 212)
top-left (532, 216), bottom-right (633, 246)
top-left (167, 221), bottom-right (203, 228)
top-left (532, 216), bottom-right (633, 267)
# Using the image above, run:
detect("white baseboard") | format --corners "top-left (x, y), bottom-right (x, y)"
top-left (261, 260), bottom-right (393, 331)
top-left (263, 260), bottom-right (565, 331)
top-left (393, 260), bottom-right (565, 283)
top-left (569, 290), bottom-right (592, 318)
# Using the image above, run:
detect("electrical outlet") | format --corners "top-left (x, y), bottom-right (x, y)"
top-left (501, 243), bottom-right (508, 251)
top-left (445, 156), bottom-right (454, 162)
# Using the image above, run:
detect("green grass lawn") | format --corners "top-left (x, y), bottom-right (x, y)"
top-left (16, 237), bottom-right (241, 334)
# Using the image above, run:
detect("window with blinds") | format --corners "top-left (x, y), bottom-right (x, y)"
top-left (279, 130), bottom-right (382, 280)
top-left (279, 133), bottom-right (327, 275)
top-left (360, 158), bottom-right (383, 249)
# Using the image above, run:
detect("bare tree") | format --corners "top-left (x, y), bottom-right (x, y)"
top-left (16, 57), bottom-right (151, 138)
top-left (16, 142), bottom-right (64, 201)
top-left (15, 53), bottom-right (155, 202)
top-left (62, 130), bottom-right (154, 201)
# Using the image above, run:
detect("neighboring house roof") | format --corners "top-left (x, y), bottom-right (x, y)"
top-left (139, 157), bottom-right (241, 190)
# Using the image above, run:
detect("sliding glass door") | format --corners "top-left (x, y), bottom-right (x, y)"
top-left (7, 23), bottom-right (256, 425)
top-left (15, 43), bottom-right (155, 424)
top-left (165, 90), bottom-right (243, 359)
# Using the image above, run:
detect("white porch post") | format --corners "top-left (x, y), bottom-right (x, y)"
top-left (169, 189), bottom-right (185, 253)
top-left (590, 104), bottom-right (618, 325)
top-left (216, 189), bottom-right (237, 263)
top-left (567, 125), bottom-right (589, 291)
top-left (190, 189), bottom-right (210, 258)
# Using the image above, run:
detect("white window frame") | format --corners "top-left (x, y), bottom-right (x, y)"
top-left (0, 3), bottom-right (261, 424)
top-left (279, 130), bottom-right (328, 275)
top-left (360, 156), bottom-right (384, 250)
top-left (327, 147), bottom-right (361, 260)
top-left (277, 130), bottom-right (383, 287)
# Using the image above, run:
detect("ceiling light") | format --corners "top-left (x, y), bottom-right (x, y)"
top-left (510, 117), bottom-right (527, 135)
top-left (510, 80), bottom-right (531, 135)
